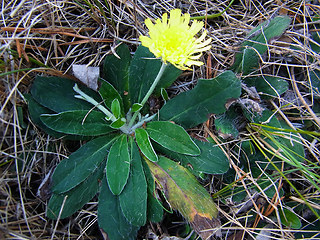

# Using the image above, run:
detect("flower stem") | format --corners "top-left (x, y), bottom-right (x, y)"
top-left (141, 62), bottom-right (167, 107)
top-left (128, 62), bottom-right (167, 128)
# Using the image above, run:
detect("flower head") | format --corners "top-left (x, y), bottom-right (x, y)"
top-left (139, 9), bottom-right (211, 70)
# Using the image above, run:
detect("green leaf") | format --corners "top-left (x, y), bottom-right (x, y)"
top-left (215, 106), bottom-right (240, 139)
top-left (146, 188), bottom-right (163, 223)
top-left (246, 149), bottom-right (277, 171)
top-left (98, 177), bottom-right (139, 240)
top-left (102, 44), bottom-right (131, 112)
top-left (231, 15), bottom-right (291, 74)
top-left (243, 76), bottom-right (288, 99)
top-left (52, 135), bottom-right (117, 194)
top-left (99, 78), bottom-right (124, 115)
top-left (257, 177), bottom-right (284, 199)
top-left (31, 76), bottom-right (101, 112)
top-left (25, 94), bottom-right (89, 140)
top-left (110, 117), bottom-right (126, 129)
top-left (47, 163), bottom-right (104, 219)
top-left (17, 105), bottom-right (27, 129)
top-left (146, 156), bottom-right (220, 239)
top-left (132, 103), bottom-right (143, 112)
top-left (111, 99), bottom-right (121, 119)
top-left (25, 94), bottom-right (66, 138)
top-left (155, 139), bottom-right (229, 174)
top-left (310, 31), bottom-right (320, 53)
top-left (135, 128), bottom-right (158, 162)
top-left (277, 121), bottom-right (305, 161)
top-left (146, 121), bottom-right (200, 156)
top-left (161, 88), bottom-right (169, 102)
top-left (141, 160), bottom-right (163, 223)
top-left (233, 48), bottom-right (260, 75)
top-left (40, 110), bottom-right (113, 136)
top-left (119, 139), bottom-right (147, 226)
top-left (106, 134), bottom-right (131, 195)
top-left (160, 71), bottom-right (241, 129)
top-left (128, 45), bottom-right (181, 104)
top-left (310, 69), bottom-right (320, 97)
top-left (279, 208), bottom-right (302, 229)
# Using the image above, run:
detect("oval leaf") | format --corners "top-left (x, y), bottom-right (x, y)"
top-left (106, 134), bottom-right (131, 195)
top-left (132, 103), bottom-right (143, 112)
top-left (99, 78), bottom-right (124, 116)
top-left (31, 76), bottom-right (102, 112)
top-left (25, 94), bottom-right (67, 138)
top-left (155, 139), bottom-right (229, 174)
top-left (146, 156), bottom-right (221, 239)
top-left (243, 76), bottom-right (288, 99)
top-left (231, 15), bottom-right (291, 74)
top-left (102, 44), bottom-right (131, 112)
top-left (51, 135), bottom-right (117, 194)
top-left (280, 208), bottom-right (302, 229)
top-left (141, 160), bottom-right (164, 223)
top-left (41, 110), bottom-right (113, 136)
top-left (98, 177), bottom-right (139, 240)
top-left (310, 69), bottom-right (320, 96)
top-left (146, 121), bottom-right (200, 156)
top-left (47, 165), bottom-right (104, 219)
top-left (159, 71), bottom-right (241, 129)
top-left (119, 139), bottom-right (147, 226)
top-left (161, 88), bottom-right (169, 101)
top-left (110, 118), bottom-right (126, 129)
top-left (215, 106), bottom-right (239, 139)
top-left (111, 98), bottom-right (121, 119)
top-left (135, 128), bottom-right (158, 162)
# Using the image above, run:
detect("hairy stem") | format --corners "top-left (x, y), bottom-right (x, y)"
top-left (128, 62), bottom-right (167, 128)
top-left (73, 84), bottom-right (116, 122)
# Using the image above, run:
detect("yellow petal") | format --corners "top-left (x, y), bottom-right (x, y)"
top-left (140, 9), bottom-right (211, 70)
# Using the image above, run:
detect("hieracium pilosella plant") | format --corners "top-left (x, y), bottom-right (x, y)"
top-left (27, 9), bottom-right (242, 239)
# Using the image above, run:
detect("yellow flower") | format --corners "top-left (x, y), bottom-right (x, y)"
top-left (139, 9), bottom-right (211, 70)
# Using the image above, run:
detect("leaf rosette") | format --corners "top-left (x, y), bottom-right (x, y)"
top-left (25, 8), bottom-right (246, 240)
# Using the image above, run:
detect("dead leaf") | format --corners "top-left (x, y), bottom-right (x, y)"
top-left (72, 64), bottom-right (99, 90)
top-left (146, 156), bottom-right (221, 240)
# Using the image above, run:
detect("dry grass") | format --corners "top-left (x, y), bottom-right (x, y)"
top-left (1, 0), bottom-right (320, 239)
